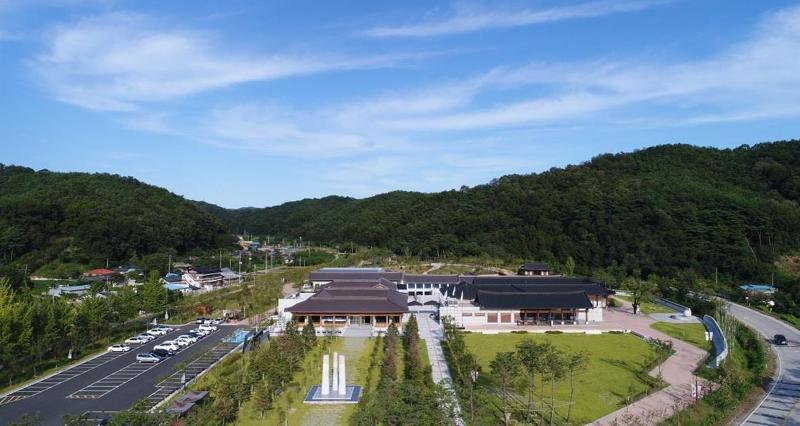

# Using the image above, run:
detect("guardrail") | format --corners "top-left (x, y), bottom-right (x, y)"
top-left (702, 314), bottom-right (728, 368)
top-left (653, 297), bottom-right (692, 317)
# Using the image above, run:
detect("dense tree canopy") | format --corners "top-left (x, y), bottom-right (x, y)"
top-left (0, 165), bottom-right (231, 280)
top-left (206, 141), bottom-right (800, 282)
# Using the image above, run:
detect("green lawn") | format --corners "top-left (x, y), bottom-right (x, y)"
top-left (613, 295), bottom-right (675, 314)
top-left (463, 332), bottom-right (660, 425)
top-left (650, 322), bottom-right (712, 351)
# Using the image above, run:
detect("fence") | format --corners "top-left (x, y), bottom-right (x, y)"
top-left (702, 314), bottom-right (729, 368)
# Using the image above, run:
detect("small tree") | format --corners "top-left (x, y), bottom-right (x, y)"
top-left (301, 321), bottom-right (316, 352)
top-left (490, 351), bottom-right (520, 426)
top-left (624, 273), bottom-right (656, 315)
top-left (566, 352), bottom-right (588, 423)
top-left (650, 338), bottom-right (674, 378)
top-left (516, 339), bottom-right (544, 419)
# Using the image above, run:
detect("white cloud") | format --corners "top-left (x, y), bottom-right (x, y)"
top-left (358, 4), bottom-right (800, 132)
top-left (34, 12), bottom-right (431, 111)
top-left (363, 0), bottom-right (669, 37)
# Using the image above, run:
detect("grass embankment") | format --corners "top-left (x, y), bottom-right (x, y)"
top-left (463, 333), bottom-right (660, 424)
top-left (651, 322), bottom-right (713, 352)
top-left (613, 295), bottom-right (675, 314)
top-left (662, 317), bottom-right (767, 425)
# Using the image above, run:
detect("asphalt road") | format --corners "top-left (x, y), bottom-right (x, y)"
top-left (726, 301), bottom-right (800, 425)
top-left (0, 324), bottom-right (238, 425)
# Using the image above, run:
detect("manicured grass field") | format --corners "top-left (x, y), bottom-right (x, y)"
top-left (463, 332), bottom-right (659, 424)
top-left (613, 295), bottom-right (675, 314)
top-left (650, 322), bottom-right (712, 351)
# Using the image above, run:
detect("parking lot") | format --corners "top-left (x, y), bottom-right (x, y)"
top-left (0, 323), bottom-right (242, 425)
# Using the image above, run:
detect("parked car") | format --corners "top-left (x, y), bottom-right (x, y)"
top-left (177, 334), bottom-right (198, 343)
top-left (199, 324), bottom-right (218, 332)
top-left (136, 334), bottom-right (155, 342)
top-left (107, 344), bottom-right (131, 352)
top-left (152, 348), bottom-right (174, 358)
top-left (154, 342), bottom-right (180, 352)
top-left (157, 326), bottom-right (174, 332)
top-left (191, 328), bottom-right (210, 336)
top-left (125, 336), bottom-right (147, 344)
top-left (212, 318), bottom-right (224, 324)
top-left (188, 331), bottom-right (205, 339)
top-left (774, 334), bottom-right (789, 345)
top-left (136, 353), bottom-right (163, 363)
top-left (195, 317), bottom-right (206, 324)
top-left (147, 328), bottom-right (167, 336)
top-left (173, 338), bottom-right (191, 347)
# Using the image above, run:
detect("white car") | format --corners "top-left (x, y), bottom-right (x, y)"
top-left (154, 342), bottom-right (180, 352)
top-left (157, 326), bottom-right (174, 332)
top-left (191, 328), bottom-right (209, 336)
top-left (173, 338), bottom-right (190, 347)
top-left (177, 334), bottom-right (198, 343)
top-left (147, 328), bottom-right (167, 336)
top-left (136, 334), bottom-right (155, 342)
top-left (125, 336), bottom-right (147, 344)
top-left (107, 344), bottom-right (131, 352)
top-left (198, 324), bottom-right (218, 332)
top-left (136, 353), bottom-right (162, 363)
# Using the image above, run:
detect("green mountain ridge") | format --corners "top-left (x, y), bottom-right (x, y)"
top-left (3, 141), bottom-right (800, 291)
top-left (0, 165), bottom-right (231, 279)
top-left (208, 141), bottom-right (800, 282)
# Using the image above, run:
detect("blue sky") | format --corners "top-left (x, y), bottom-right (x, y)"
top-left (1, 0), bottom-right (799, 208)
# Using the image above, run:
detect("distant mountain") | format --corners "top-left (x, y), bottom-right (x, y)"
top-left (203, 141), bottom-right (800, 280)
top-left (0, 165), bottom-right (230, 276)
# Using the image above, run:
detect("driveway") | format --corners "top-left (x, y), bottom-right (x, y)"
top-left (725, 301), bottom-right (800, 425)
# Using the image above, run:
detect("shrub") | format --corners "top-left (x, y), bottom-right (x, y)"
top-left (545, 330), bottom-right (563, 334)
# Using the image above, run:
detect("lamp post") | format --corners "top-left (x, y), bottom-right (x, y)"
top-left (470, 368), bottom-right (479, 424)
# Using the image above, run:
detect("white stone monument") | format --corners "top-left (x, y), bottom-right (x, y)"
top-left (338, 354), bottom-right (346, 395)
top-left (331, 351), bottom-right (339, 393)
top-left (321, 354), bottom-right (330, 395)
top-left (306, 351), bottom-right (360, 404)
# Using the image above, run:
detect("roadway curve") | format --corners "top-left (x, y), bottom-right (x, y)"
top-left (726, 301), bottom-right (800, 425)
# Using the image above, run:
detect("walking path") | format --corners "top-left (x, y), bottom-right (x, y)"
top-left (591, 302), bottom-right (711, 425)
top-left (418, 314), bottom-right (465, 426)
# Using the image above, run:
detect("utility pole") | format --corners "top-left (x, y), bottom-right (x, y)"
top-left (168, 254), bottom-right (172, 274)
top-left (219, 250), bottom-right (222, 269)
top-left (238, 253), bottom-right (242, 284)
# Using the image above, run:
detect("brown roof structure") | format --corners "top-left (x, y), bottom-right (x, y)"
top-left (287, 280), bottom-right (408, 314)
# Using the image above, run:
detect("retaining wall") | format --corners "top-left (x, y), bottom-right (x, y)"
top-left (702, 314), bottom-right (729, 368)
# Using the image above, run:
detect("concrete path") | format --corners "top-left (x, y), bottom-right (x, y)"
top-left (591, 302), bottom-right (711, 425)
top-left (725, 301), bottom-right (800, 426)
top-left (417, 314), bottom-right (465, 426)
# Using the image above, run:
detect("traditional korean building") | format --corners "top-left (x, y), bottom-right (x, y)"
top-left (286, 279), bottom-right (409, 331)
top-left (439, 276), bottom-right (613, 328)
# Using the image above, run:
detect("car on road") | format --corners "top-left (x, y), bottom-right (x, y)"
top-left (136, 353), bottom-right (163, 363)
top-left (152, 348), bottom-right (174, 358)
top-left (107, 344), bottom-right (131, 352)
top-left (196, 317), bottom-right (206, 324)
top-left (147, 328), bottom-right (168, 336)
top-left (125, 336), bottom-right (147, 344)
top-left (188, 331), bottom-right (205, 339)
top-left (199, 324), bottom-right (218, 332)
top-left (191, 328), bottom-right (210, 336)
top-left (156, 326), bottom-right (174, 332)
top-left (155, 342), bottom-right (180, 352)
top-left (774, 334), bottom-right (789, 345)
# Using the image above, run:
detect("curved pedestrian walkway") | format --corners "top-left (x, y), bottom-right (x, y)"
top-left (592, 301), bottom-right (711, 425)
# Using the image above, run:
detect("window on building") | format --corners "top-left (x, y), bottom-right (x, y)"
top-left (487, 313), bottom-right (498, 323)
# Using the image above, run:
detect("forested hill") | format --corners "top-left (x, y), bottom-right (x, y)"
top-left (0, 165), bottom-right (230, 276)
top-left (208, 141), bottom-right (800, 280)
